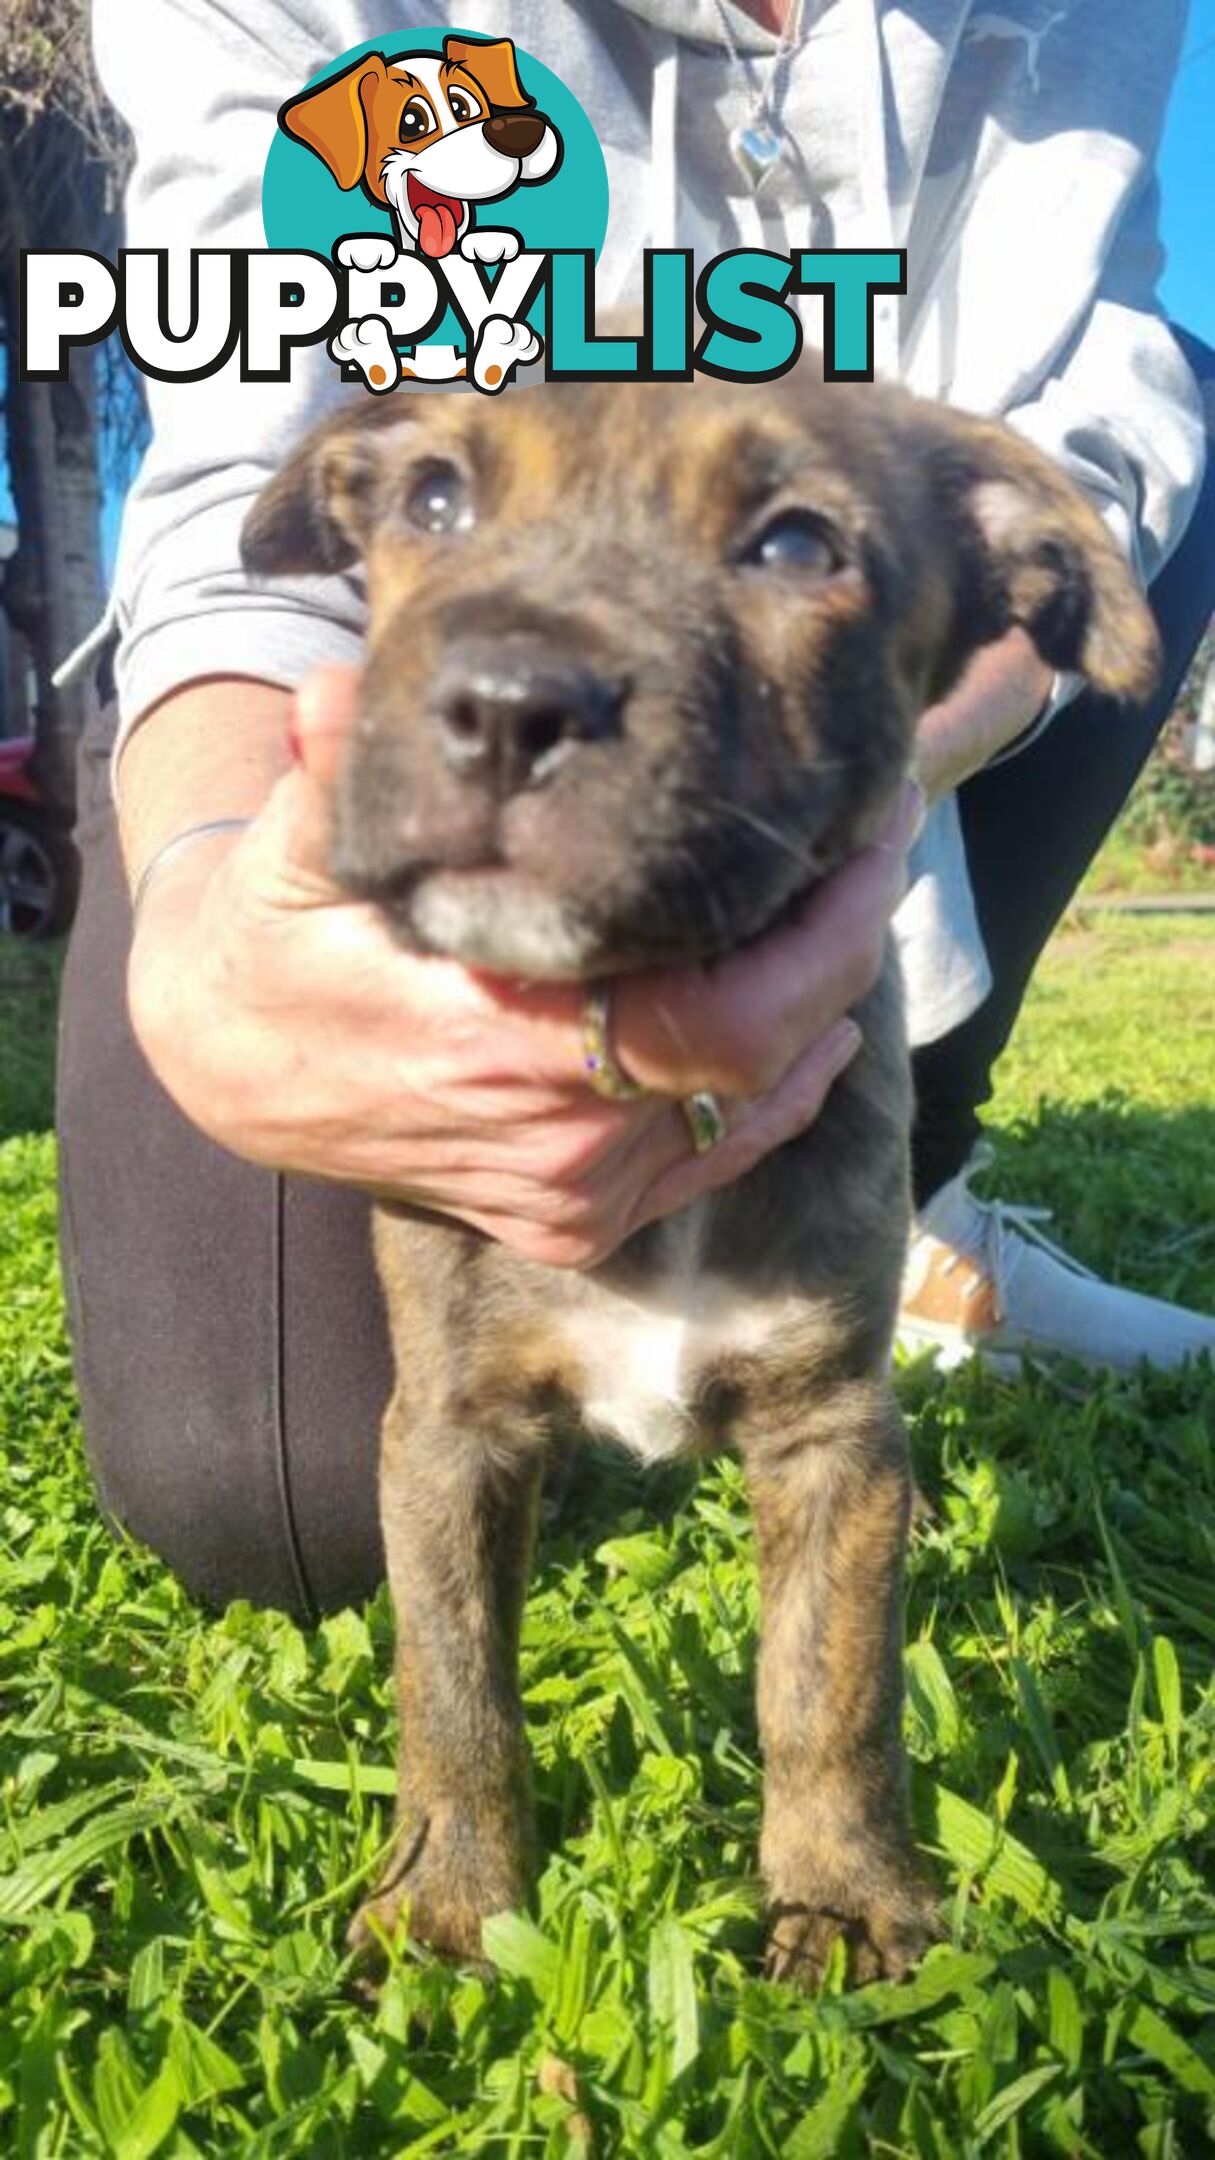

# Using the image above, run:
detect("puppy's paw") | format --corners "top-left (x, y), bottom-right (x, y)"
top-left (764, 1868), bottom-right (941, 1990)
top-left (335, 234), bottom-right (401, 274)
top-left (328, 316), bottom-right (400, 393)
top-left (349, 1880), bottom-right (492, 1970)
top-left (472, 315), bottom-right (542, 394)
top-left (348, 1808), bottom-right (531, 1972)
top-left (461, 228), bottom-right (521, 266)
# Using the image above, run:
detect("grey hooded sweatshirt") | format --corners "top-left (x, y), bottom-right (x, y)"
top-left (92, 0), bottom-right (1205, 1044)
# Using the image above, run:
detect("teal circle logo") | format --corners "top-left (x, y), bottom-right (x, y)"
top-left (262, 30), bottom-right (609, 383)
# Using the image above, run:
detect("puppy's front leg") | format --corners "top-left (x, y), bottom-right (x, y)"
top-left (351, 1389), bottom-right (545, 1965)
top-left (739, 1382), bottom-right (938, 1988)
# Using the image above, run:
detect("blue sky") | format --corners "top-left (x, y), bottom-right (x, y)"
top-left (1159, 0), bottom-right (1215, 346)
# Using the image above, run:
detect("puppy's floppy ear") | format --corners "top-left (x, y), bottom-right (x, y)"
top-left (443, 35), bottom-right (534, 112)
top-left (923, 405), bottom-right (1160, 703)
top-left (279, 54), bottom-right (387, 192)
top-left (241, 403), bottom-right (412, 578)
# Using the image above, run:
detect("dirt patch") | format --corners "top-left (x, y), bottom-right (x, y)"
top-left (1048, 925), bottom-right (1215, 967)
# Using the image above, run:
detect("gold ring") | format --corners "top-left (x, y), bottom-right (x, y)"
top-left (582, 982), bottom-right (647, 1101)
top-left (682, 1090), bottom-right (728, 1155)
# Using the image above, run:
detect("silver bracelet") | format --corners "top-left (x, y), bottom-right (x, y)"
top-left (131, 817), bottom-right (253, 924)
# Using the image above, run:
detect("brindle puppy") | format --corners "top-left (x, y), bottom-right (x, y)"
top-left (243, 370), bottom-right (1157, 1986)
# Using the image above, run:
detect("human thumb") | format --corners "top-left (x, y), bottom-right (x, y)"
top-left (253, 664), bottom-right (362, 905)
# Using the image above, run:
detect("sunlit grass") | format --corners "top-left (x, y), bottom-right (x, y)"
top-left (0, 916), bottom-right (1212, 2154)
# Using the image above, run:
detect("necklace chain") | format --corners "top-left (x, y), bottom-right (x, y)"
top-left (710, 0), bottom-right (810, 129)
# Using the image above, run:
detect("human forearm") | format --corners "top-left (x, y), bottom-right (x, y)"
top-left (116, 677), bottom-right (294, 895)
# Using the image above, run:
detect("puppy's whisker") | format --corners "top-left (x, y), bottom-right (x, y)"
top-left (660, 843), bottom-right (734, 956)
top-left (660, 850), bottom-right (725, 954)
top-left (703, 797), bottom-right (823, 880)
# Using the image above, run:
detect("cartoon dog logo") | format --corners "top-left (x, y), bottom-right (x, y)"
top-left (280, 37), bottom-right (563, 392)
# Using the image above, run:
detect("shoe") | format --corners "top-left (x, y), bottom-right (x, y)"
top-left (898, 1145), bottom-right (1215, 1375)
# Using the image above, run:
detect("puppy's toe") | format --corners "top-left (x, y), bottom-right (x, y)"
top-left (348, 1808), bottom-right (532, 1975)
top-left (764, 1877), bottom-right (941, 1991)
top-left (348, 1878), bottom-right (493, 1973)
top-left (347, 1884), bottom-right (407, 1974)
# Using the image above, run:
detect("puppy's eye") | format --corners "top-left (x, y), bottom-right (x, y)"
top-left (400, 97), bottom-right (433, 142)
top-left (741, 511), bottom-right (843, 578)
top-left (405, 461), bottom-right (475, 536)
top-left (447, 89), bottom-right (482, 124)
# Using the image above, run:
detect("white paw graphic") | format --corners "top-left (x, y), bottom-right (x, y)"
top-left (460, 229), bottom-right (521, 267)
top-left (472, 315), bottom-right (542, 394)
top-left (329, 317), bottom-right (400, 394)
top-left (335, 234), bottom-right (400, 274)
top-left (400, 343), bottom-right (468, 383)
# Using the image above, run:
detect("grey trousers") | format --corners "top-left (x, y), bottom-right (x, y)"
top-left (57, 727), bottom-right (388, 1620)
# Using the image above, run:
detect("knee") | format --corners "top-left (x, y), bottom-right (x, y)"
top-left (78, 1396), bottom-right (319, 1623)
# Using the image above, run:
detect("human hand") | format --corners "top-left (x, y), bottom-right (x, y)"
top-left (128, 667), bottom-right (921, 1269)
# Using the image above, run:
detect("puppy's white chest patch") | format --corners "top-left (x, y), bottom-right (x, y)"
top-left (573, 1305), bottom-right (697, 1461)
top-left (559, 1210), bottom-right (792, 1462)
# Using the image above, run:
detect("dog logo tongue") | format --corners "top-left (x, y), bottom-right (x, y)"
top-left (409, 177), bottom-right (462, 259)
top-left (417, 200), bottom-right (459, 257)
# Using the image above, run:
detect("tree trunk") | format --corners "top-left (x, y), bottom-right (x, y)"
top-left (1, 126), bottom-right (106, 816)
top-left (4, 361), bottom-right (104, 809)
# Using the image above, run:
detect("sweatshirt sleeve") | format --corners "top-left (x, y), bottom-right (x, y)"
top-left (1004, 172), bottom-right (1207, 593)
top-left (92, 1), bottom-right (369, 752)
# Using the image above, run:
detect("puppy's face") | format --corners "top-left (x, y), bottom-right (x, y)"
top-left (244, 373), bottom-right (1158, 978)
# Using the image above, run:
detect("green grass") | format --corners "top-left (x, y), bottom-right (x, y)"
top-left (1, 920), bottom-right (1213, 2156)
top-left (0, 944), bottom-right (62, 1145)
top-left (1078, 662), bottom-right (1214, 898)
top-left (1079, 827), bottom-right (1213, 898)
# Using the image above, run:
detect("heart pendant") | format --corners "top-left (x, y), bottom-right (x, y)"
top-left (730, 119), bottom-right (787, 193)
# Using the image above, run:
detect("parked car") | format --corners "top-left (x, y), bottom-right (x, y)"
top-left (0, 735), bottom-right (80, 938)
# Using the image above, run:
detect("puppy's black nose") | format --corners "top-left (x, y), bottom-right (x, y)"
top-left (432, 642), bottom-right (624, 795)
top-left (484, 112), bottom-right (546, 159)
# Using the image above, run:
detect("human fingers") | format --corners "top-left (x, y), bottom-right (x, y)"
top-left (611, 782), bottom-right (921, 1100)
top-left (628, 1016), bottom-right (865, 1231)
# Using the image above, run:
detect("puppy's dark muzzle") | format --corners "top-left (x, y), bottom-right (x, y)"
top-left (431, 637), bottom-right (626, 797)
